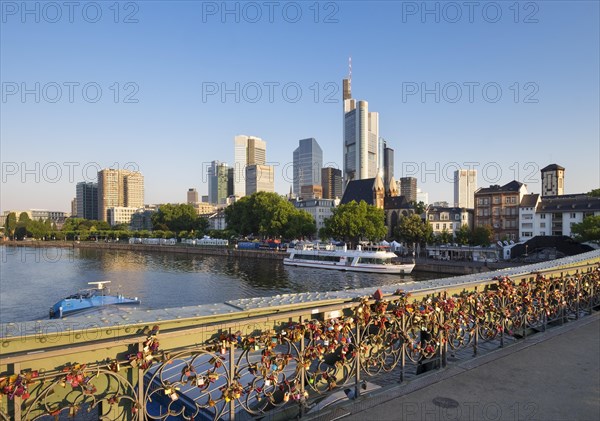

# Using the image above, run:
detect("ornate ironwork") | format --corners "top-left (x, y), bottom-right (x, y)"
top-left (1, 267), bottom-right (599, 420)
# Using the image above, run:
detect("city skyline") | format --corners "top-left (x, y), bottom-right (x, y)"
top-left (1, 2), bottom-right (599, 212)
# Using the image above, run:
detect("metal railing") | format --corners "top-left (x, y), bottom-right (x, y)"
top-left (1, 263), bottom-right (599, 420)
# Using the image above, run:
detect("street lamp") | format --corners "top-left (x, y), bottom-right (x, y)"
top-left (525, 244), bottom-right (529, 257)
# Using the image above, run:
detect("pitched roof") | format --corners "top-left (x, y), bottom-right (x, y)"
top-left (384, 195), bottom-right (411, 210)
top-left (520, 193), bottom-right (540, 207)
top-left (541, 164), bottom-right (565, 172)
top-left (538, 195), bottom-right (600, 212)
top-left (476, 180), bottom-right (524, 195)
top-left (341, 178), bottom-right (376, 205)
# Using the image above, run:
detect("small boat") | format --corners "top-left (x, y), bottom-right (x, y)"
top-left (49, 281), bottom-right (140, 319)
top-left (283, 243), bottom-right (415, 274)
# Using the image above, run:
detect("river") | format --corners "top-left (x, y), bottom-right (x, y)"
top-left (0, 246), bottom-right (445, 323)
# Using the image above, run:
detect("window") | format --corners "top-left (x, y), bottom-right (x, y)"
top-left (570, 213), bottom-right (576, 219)
top-left (505, 197), bottom-right (510, 204)
top-left (455, 214), bottom-right (460, 220)
top-left (436, 224), bottom-right (439, 229)
top-left (442, 223), bottom-right (446, 230)
top-left (540, 214), bottom-right (546, 219)
top-left (540, 222), bottom-right (546, 228)
top-left (428, 215), bottom-right (433, 221)
top-left (494, 197), bottom-right (501, 204)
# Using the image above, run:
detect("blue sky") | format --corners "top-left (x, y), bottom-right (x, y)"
top-left (1, 0), bottom-right (599, 212)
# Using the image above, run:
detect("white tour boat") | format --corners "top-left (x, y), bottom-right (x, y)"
top-left (283, 243), bottom-right (415, 274)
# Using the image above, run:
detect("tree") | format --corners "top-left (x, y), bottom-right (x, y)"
top-left (455, 224), bottom-right (471, 245)
top-left (225, 192), bottom-right (314, 239)
top-left (151, 204), bottom-right (207, 235)
top-left (410, 201), bottom-right (427, 216)
top-left (588, 188), bottom-right (600, 197)
top-left (571, 215), bottom-right (600, 244)
top-left (320, 201), bottom-right (386, 246)
top-left (434, 228), bottom-right (453, 245)
top-left (395, 214), bottom-right (433, 245)
top-left (18, 212), bottom-right (31, 223)
top-left (4, 212), bottom-right (16, 240)
top-left (471, 225), bottom-right (494, 246)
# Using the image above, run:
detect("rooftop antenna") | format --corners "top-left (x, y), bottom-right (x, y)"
top-left (348, 56), bottom-right (352, 90)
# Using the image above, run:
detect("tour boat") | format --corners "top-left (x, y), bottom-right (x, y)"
top-left (49, 281), bottom-right (140, 319)
top-left (283, 243), bottom-right (415, 274)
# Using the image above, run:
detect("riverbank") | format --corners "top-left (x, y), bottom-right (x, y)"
top-left (1, 240), bottom-right (519, 274)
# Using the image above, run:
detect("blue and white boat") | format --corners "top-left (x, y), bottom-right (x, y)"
top-left (49, 281), bottom-right (140, 318)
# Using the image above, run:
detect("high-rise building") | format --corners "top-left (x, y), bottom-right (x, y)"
top-left (70, 198), bottom-right (77, 218)
top-left (97, 169), bottom-right (144, 222)
top-left (454, 169), bottom-right (477, 208)
top-left (541, 164), bottom-right (565, 197)
top-left (416, 188), bottom-right (429, 205)
top-left (187, 188), bottom-right (198, 204)
top-left (321, 167), bottom-right (343, 199)
top-left (76, 182), bottom-right (98, 220)
top-left (246, 164), bottom-right (274, 195)
top-left (383, 142), bottom-right (394, 190)
top-left (399, 177), bottom-right (417, 202)
top-left (234, 135), bottom-right (266, 197)
top-left (293, 138), bottom-right (323, 198)
top-left (343, 73), bottom-right (379, 184)
top-left (208, 161), bottom-right (233, 204)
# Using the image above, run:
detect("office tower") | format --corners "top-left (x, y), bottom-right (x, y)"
top-left (97, 169), bottom-right (144, 222)
top-left (246, 165), bottom-right (274, 195)
top-left (343, 70), bottom-right (379, 184)
top-left (416, 188), bottom-right (429, 205)
top-left (233, 135), bottom-right (266, 197)
top-left (382, 142), bottom-right (394, 190)
top-left (399, 177), bottom-right (417, 202)
top-left (208, 161), bottom-right (232, 204)
top-left (71, 198), bottom-right (77, 218)
top-left (454, 169), bottom-right (477, 208)
top-left (76, 182), bottom-right (98, 220)
top-left (541, 164), bottom-right (565, 197)
top-left (321, 167), bottom-right (343, 199)
top-left (187, 188), bottom-right (198, 204)
top-left (293, 138), bottom-right (323, 198)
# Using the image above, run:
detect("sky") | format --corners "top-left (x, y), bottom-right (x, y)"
top-left (1, 0), bottom-right (599, 212)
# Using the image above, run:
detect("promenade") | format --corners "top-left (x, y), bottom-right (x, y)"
top-left (315, 315), bottom-right (600, 421)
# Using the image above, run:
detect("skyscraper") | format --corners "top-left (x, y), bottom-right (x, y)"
top-left (233, 135), bottom-right (266, 197)
top-left (293, 138), bottom-right (323, 198)
top-left (454, 169), bottom-right (477, 208)
top-left (382, 141), bottom-right (394, 190)
top-left (208, 161), bottom-right (233, 204)
top-left (399, 177), bottom-right (417, 203)
top-left (97, 169), bottom-right (144, 221)
top-left (246, 165), bottom-right (274, 195)
top-left (76, 182), bottom-right (98, 220)
top-left (187, 188), bottom-right (198, 204)
top-left (321, 167), bottom-right (343, 199)
top-left (343, 72), bottom-right (379, 184)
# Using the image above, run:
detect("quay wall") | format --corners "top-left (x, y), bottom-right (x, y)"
top-left (2, 240), bottom-right (520, 273)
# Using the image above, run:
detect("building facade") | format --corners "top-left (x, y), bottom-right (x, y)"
top-left (234, 135), bottom-right (266, 197)
top-left (541, 164), bottom-right (565, 197)
top-left (187, 188), bottom-right (198, 204)
top-left (106, 206), bottom-right (140, 227)
top-left (246, 164), bottom-right (274, 195)
top-left (208, 161), bottom-right (233, 204)
top-left (343, 78), bottom-right (379, 183)
top-left (292, 198), bottom-right (340, 231)
top-left (474, 181), bottom-right (527, 241)
top-left (293, 138), bottom-right (323, 198)
top-left (97, 169), bottom-right (144, 222)
top-left (321, 167), bottom-right (343, 199)
top-left (454, 169), bottom-right (477, 208)
top-left (426, 207), bottom-right (474, 237)
top-left (399, 177), bottom-right (417, 203)
top-left (76, 182), bottom-right (98, 220)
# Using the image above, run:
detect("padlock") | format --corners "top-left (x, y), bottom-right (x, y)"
top-left (323, 340), bottom-right (329, 346)
top-left (197, 377), bottom-right (204, 386)
top-left (265, 379), bottom-right (271, 386)
top-left (283, 392), bottom-right (290, 402)
top-left (170, 392), bottom-right (178, 401)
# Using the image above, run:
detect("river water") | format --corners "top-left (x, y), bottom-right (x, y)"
top-left (0, 246), bottom-right (444, 323)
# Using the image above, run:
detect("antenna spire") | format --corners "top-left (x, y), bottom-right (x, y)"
top-left (348, 56), bottom-right (352, 87)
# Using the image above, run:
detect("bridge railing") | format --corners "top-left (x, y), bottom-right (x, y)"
top-left (1, 264), bottom-right (599, 420)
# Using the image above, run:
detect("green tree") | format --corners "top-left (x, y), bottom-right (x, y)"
top-left (320, 201), bottom-right (386, 246)
top-left (435, 228), bottom-right (453, 245)
top-left (410, 201), bottom-right (427, 216)
top-left (471, 225), bottom-right (494, 246)
top-left (395, 214), bottom-right (433, 245)
top-left (571, 215), bottom-right (600, 244)
top-left (18, 212), bottom-right (31, 223)
top-left (4, 212), bottom-right (17, 240)
top-left (225, 192), bottom-right (314, 239)
top-left (455, 224), bottom-right (471, 245)
top-left (588, 188), bottom-right (600, 197)
top-left (151, 204), bottom-right (207, 234)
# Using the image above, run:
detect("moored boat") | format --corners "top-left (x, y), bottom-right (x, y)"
top-left (283, 243), bottom-right (415, 274)
top-left (49, 281), bottom-right (140, 319)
